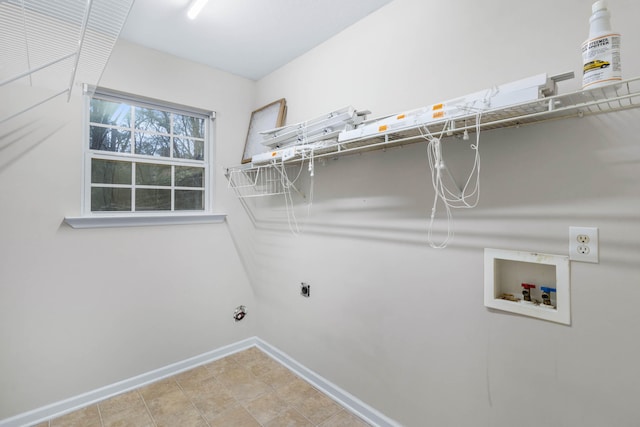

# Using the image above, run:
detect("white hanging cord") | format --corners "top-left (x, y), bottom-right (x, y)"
top-left (306, 148), bottom-right (315, 217)
top-left (426, 136), bottom-right (454, 248)
top-left (277, 147), bottom-right (317, 235)
top-left (279, 158), bottom-right (304, 235)
top-left (421, 112), bottom-right (483, 248)
top-left (422, 121), bottom-right (455, 248)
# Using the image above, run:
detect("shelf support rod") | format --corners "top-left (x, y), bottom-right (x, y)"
top-left (67, 0), bottom-right (94, 101)
top-left (0, 52), bottom-right (76, 87)
top-left (0, 89), bottom-right (69, 124)
top-left (19, 0), bottom-right (34, 87)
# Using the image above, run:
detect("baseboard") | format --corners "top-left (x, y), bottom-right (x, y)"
top-left (1, 336), bottom-right (400, 427)
top-left (0, 337), bottom-right (258, 427)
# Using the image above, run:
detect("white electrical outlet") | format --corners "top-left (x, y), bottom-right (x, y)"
top-left (569, 226), bottom-right (599, 263)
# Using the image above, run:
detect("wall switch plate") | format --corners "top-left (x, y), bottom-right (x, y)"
top-left (569, 226), bottom-right (599, 263)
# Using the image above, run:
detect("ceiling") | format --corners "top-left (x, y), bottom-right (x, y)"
top-left (118, 0), bottom-right (393, 81)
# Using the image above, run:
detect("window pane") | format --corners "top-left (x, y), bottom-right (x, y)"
top-left (136, 189), bottom-right (171, 211)
top-left (90, 126), bottom-right (131, 152)
top-left (135, 107), bottom-right (170, 134)
top-left (90, 99), bottom-right (130, 127)
top-left (174, 138), bottom-right (204, 160)
top-left (91, 187), bottom-right (131, 211)
top-left (91, 159), bottom-right (132, 184)
top-left (136, 163), bottom-right (171, 186)
top-left (134, 133), bottom-right (170, 157)
top-left (175, 190), bottom-right (204, 210)
top-left (175, 166), bottom-right (203, 187)
top-left (174, 114), bottom-right (204, 138)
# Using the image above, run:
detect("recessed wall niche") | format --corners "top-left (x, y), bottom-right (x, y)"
top-left (484, 248), bottom-right (571, 325)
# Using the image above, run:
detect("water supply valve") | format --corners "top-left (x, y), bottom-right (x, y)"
top-left (521, 283), bottom-right (536, 302)
top-left (540, 287), bottom-right (557, 307)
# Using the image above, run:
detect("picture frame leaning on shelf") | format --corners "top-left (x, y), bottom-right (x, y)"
top-left (241, 98), bottom-right (287, 164)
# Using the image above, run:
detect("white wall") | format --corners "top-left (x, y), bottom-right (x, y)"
top-left (246, 0), bottom-right (640, 425)
top-left (0, 41), bottom-right (257, 419)
top-left (3, 1), bottom-right (640, 425)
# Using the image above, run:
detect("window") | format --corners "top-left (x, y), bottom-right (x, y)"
top-left (84, 87), bottom-right (213, 215)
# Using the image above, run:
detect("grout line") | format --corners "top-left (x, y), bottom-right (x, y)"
top-left (174, 377), bottom-right (213, 427)
top-left (227, 348), bottom-right (301, 426)
top-left (240, 347), bottom-right (343, 427)
top-left (293, 406), bottom-right (317, 426)
top-left (137, 389), bottom-right (157, 427)
top-left (95, 404), bottom-right (104, 427)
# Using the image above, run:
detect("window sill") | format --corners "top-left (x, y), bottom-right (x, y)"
top-left (63, 213), bottom-right (226, 229)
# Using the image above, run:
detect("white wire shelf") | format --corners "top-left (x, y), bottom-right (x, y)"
top-left (0, 0), bottom-right (134, 124)
top-left (226, 76), bottom-right (640, 196)
top-left (227, 162), bottom-right (308, 201)
top-left (228, 165), bottom-right (285, 198)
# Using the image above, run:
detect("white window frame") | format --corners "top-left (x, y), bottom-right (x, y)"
top-left (64, 86), bottom-right (225, 228)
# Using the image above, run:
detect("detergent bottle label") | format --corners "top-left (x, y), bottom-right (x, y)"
top-left (581, 33), bottom-right (621, 89)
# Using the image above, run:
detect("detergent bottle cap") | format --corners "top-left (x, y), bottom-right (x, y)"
top-left (592, 0), bottom-right (607, 13)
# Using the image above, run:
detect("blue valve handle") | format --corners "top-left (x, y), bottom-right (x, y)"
top-left (541, 286), bottom-right (556, 293)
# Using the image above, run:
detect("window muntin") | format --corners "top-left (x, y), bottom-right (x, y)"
top-left (86, 90), bottom-right (211, 214)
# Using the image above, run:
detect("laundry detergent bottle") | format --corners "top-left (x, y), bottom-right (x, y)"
top-left (581, 0), bottom-right (621, 89)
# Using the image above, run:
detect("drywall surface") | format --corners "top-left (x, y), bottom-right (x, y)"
top-left (248, 0), bottom-right (640, 426)
top-left (0, 41), bottom-right (256, 418)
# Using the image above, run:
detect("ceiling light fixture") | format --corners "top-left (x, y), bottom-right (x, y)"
top-left (187, 0), bottom-right (209, 20)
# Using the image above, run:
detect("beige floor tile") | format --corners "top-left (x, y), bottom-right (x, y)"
top-left (180, 375), bottom-right (225, 398)
top-left (50, 405), bottom-right (101, 427)
top-left (152, 407), bottom-right (208, 427)
top-left (244, 391), bottom-right (290, 424)
top-left (230, 347), bottom-right (265, 366)
top-left (295, 389), bottom-right (343, 425)
top-left (225, 376), bottom-right (272, 401)
top-left (275, 377), bottom-right (317, 406)
top-left (98, 390), bottom-right (145, 418)
top-left (174, 365), bottom-right (215, 389)
top-left (258, 364), bottom-right (300, 389)
top-left (39, 348), bottom-right (374, 427)
top-left (318, 410), bottom-right (371, 427)
top-left (138, 378), bottom-right (181, 402)
top-left (207, 405), bottom-right (261, 427)
top-left (145, 388), bottom-right (192, 418)
top-left (232, 348), bottom-right (283, 375)
top-left (213, 363), bottom-right (254, 387)
top-left (264, 408), bottom-right (314, 427)
top-left (190, 387), bottom-right (238, 420)
top-left (203, 355), bottom-right (240, 377)
top-left (246, 354), bottom-right (283, 377)
top-left (101, 405), bottom-right (154, 427)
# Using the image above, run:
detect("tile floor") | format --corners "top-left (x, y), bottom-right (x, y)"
top-left (30, 347), bottom-right (371, 427)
